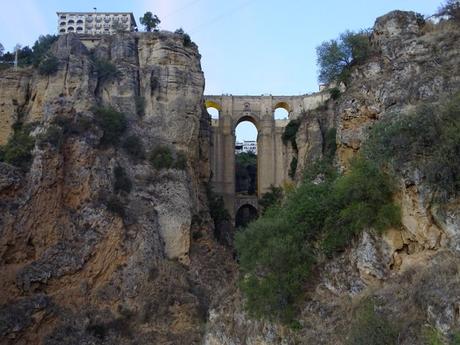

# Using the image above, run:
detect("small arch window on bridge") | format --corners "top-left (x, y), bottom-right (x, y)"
top-left (207, 107), bottom-right (219, 119)
top-left (205, 100), bottom-right (222, 120)
top-left (274, 102), bottom-right (290, 120)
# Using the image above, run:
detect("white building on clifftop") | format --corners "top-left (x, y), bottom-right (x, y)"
top-left (57, 12), bottom-right (137, 35)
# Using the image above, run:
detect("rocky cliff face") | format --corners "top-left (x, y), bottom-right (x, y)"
top-left (0, 32), bottom-right (235, 344)
top-left (204, 11), bottom-right (460, 345)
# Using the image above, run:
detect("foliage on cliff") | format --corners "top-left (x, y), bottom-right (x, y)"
top-left (0, 123), bottom-right (35, 171)
top-left (363, 92), bottom-right (460, 202)
top-left (235, 156), bottom-right (400, 322)
top-left (316, 30), bottom-right (373, 85)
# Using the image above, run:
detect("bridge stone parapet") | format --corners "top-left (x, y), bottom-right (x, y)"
top-left (205, 92), bottom-right (330, 221)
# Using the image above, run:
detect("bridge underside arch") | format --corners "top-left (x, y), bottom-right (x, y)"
top-left (274, 101), bottom-right (291, 112)
top-left (205, 100), bottom-right (222, 111)
top-left (235, 204), bottom-right (258, 228)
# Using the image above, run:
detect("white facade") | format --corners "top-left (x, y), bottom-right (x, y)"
top-left (235, 141), bottom-right (257, 154)
top-left (57, 12), bottom-right (137, 35)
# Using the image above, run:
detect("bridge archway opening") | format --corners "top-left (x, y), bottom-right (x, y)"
top-left (235, 118), bottom-right (258, 196)
top-left (205, 100), bottom-right (222, 120)
top-left (235, 204), bottom-right (258, 228)
top-left (274, 102), bottom-right (290, 119)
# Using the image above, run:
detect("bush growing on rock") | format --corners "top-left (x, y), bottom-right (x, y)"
top-left (174, 28), bottom-right (192, 47)
top-left (93, 107), bottom-right (127, 146)
top-left (282, 119), bottom-right (300, 150)
top-left (363, 92), bottom-right (460, 202)
top-left (0, 123), bottom-right (35, 171)
top-left (259, 185), bottom-right (283, 214)
top-left (113, 166), bottom-right (132, 194)
top-left (31, 35), bottom-right (58, 67)
top-left (106, 195), bottom-right (126, 218)
top-left (316, 30), bottom-right (373, 85)
top-left (122, 135), bottom-right (145, 160)
top-left (38, 55), bottom-right (59, 75)
top-left (149, 146), bottom-right (187, 170)
top-left (236, 157), bottom-right (400, 322)
top-left (346, 299), bottom-right (399, 345)
top-left (436, 0), bottom-right (460, 22)
top-left (93, 58), bottom-right (120, 83)
top-left (149, 145), bottom-right (173, 169)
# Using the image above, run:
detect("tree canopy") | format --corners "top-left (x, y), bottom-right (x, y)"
top-left (139, 12), bottom-right (161, 32)
top-left (316, 30), bottom-right (372, 85)
top-left (436, 0), bottom-right (460, 21)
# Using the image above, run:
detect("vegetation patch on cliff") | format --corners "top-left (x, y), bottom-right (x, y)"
top-left (93, 106), bottom-right (128, 146)
top-left (363, 92), bottom-right (460, 202)
top-left (235, 156), bottom-right (400, 322)
top-left (316, 29), bottom-right (373, 85)
top-left (0, 123), bottom-right (35, 171)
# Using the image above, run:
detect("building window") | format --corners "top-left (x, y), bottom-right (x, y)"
top-left (76, 27), bottom-right (83, 32)
top-left (59, 28), bottom-right (66, 33)
top-left (68, 19), bottom-right (75, 24)
top-left (68, 26), bottom-right (75, 32)
top-left (77, 19), bottom-right (83, 24)
top-left (60, 22), bottom-right (66, 26)
top-left (60, 15), bottom-right (66, 19)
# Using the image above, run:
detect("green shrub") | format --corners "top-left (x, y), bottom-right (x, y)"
top-left (236, 156), bottom-right (400, 322)
top-left (93, 107), bottom-right (127, 146)
top-left (321, 158), bottom-right (400, 255)
top-left (316, 30), bottom-right (373, 85)
top-left (106, 195), bottom-right (125, 218)
top-left (329, 87), bottom-right (341, 100)
top-left (122, 135), bottom-right (145, 159)
top-left (451, 331), bottom-right (460, 345)
top-left (174, 28), bottom-right (192, 47)
top-left (149, 145), bottom-right (173, 169)
top-left (38, 55), bottom-right (59, 75)
top-left (53, 115), bottom-right (93, 136)
top-left (0, 123), bottom-right (35, 171)
top-left (259, 185), bottom-right (283, 213)
top-left (183, 33), bottom-right (192, 47)
top-left (282, 119), bottom-right (300, 150)
top-left (93, 58), bottom-right (120, 82)
top-left (424, 326), bottom-right (445, 345)
top-left (363, 93), bottom-right (460, 202)
top-left (113, 166), bottom-right (132, 194)
top-left (347, 299), bottom-right (399, 345)
top-left (436, 0), bottom-right (460, 22)
top-left (134, 96), bottom-right (145, 117)
top-left (31, 35), bottom-right (58, 67)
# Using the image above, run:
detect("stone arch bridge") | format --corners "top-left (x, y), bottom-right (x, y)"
top-left (205, 93), bottom-right (329, 221)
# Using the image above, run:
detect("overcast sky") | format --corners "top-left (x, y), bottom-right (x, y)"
top-left (0, 0), bottom-right (442, 140)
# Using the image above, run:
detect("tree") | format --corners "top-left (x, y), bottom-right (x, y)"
top-left (316, 30), bottom-right (372, 85)
top-left (174, 28), bottom-right (192, 46)
top-left (436, 0), bottom-right (460, 21)
top-left (139, 12), bottom-right (161, 32)
top-left (31, 35), bottom-right (58, 67)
